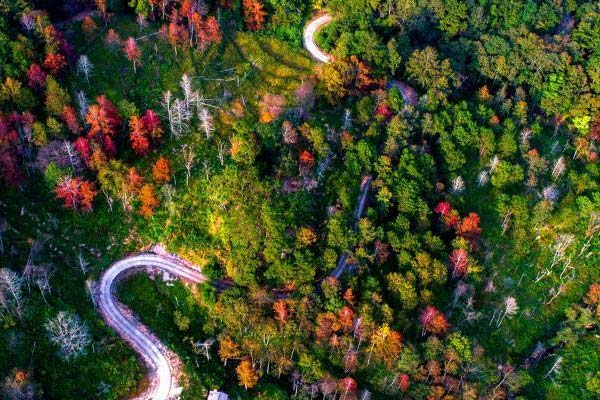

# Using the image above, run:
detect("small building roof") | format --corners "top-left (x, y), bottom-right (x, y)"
top-left (207, 389), bottom-right (228, 400)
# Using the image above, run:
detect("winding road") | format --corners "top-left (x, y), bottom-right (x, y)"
top-left (303, 13), bottom-right (418, 108)
top-left (95, 16), bottom-right (379, 400)
top-left (97, 253), bottom-right (207, 400)
top-left (303, 14), bottom-right (333, 63)
top-left (97, 174), bottom-right (372, 400)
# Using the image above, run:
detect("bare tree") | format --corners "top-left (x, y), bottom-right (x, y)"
top-left (136, 14), bottom-right (148, 30)
top-left (478, 170), bottom-right (489, 187)
top-left (23, 264), bottom-right (51, 304)
top-left (20, 13), bottom-right (35, 33)
top-left (63, 141), bottom-right (82, 171)
top-left (76, 91), bottom-right (89, 125)
top-left (193, 338), bottom-right (214, 360)
top-left (45, 311), bottom-right (91, 361)
top-left (488, 155), bottom-right (500, 172)
top-left (198, 108), bottom-right (214, 139)
top-left (543, 356), bottom-right (562, 383)
top-left (173, 98), bottom-right (190, 136)
top-left (496, 296), bottom-right (518, 327)
top-left (451, 176), bottom-right (465, 194)
top-left (217, 140), bottom-right (226, 166)
top-left (282, 121), bottom-right (297, 145)
top-left (77, 253), bottom-right (89, 275)
top-left (578, 212), bottom-right (600, 257)
top-left (162, 91), bottom-right (175, 137)
top-left (520, 128), bottom-right (532, 145)
top-left (0, 218), bottom-right (8, 255)
top-left (2, 368), bottom-right (37, 400)
top-left (35, 140), bottom-right (82, 172)
top-left (85, 278), bottom-right (97, 309)
top-left (202, 160), bottom-right (211, 181)
top-left (180, 74), bottom-right (194, 115)
top-left (542, 185), bottom-right (559, 205)
top-left (342, 109), bottom-right (352, 130)
top-left (181, 145), bottom-right (196, 186)
top-left (0, 268), bottom-right (23, 316)
top-left (551, 156), bottom-right (566, 179)
top-left (76, 55), bottom-right (94, 85)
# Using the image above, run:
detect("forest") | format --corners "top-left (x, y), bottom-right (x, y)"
top-left (1, 0), bottom-right (600, 399)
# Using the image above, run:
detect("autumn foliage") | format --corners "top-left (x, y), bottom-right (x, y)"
top-left (86, 95), bottom-right (122, 156)
top-left (129, 110), bottom-right (163, 155)
top-left (457, 212), bottom-right (482, 243)
top-left (123, 37), bottom-right (142, 73)
top-left (152, 157), bottom-right (171, 184)
top-left (0, 113), bottom-right (24, 186)
top-left (449, 248), bottom-right (469, 277)
top-left (43, 53), bottom-right (67, 76)
top-left (273, 300), bottom-right (289, 324)
top-left (259, 93), bottom-right (285, 123)
top-left (55, 177), bottom-right (97, 212)
top-left (27, 64), bottom-right (46, 91)
top-left (242, 0), bottom-right (267, 31)
top-left (419, 305), bottom-right (450, 336)
top-left (236, 358), bottom-right (259, 389)
top-left (81, 16), bottom-right (97, 36)
top-left (218, 335), bottom-right (241, 366)
top-left (62, 106), bottom-right (81, 134)
top-left (138, 183), bottom-right (159, 218)
top-left (192, 14), bottom-right (222, 50)
top-left (296, 226), bottom-right (317, 246)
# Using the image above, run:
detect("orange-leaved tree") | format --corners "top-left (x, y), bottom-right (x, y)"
top-left (236, 358), bottom-right (259, 389)
top-left (242, 0), bottom-right (267, 31)
top-left (152, 157), bottom-right (171, 184)
top-left (138, 183), bottom-right (159, 218)
top-left (218, 335), bottom-right (241, 366)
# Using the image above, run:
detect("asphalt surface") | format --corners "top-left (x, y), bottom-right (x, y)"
top-left (303, 14), bottom-right (333, 63)
top-left (97, 254), bottom-right (207, 400)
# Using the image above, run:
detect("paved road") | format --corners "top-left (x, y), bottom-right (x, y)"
top-left (97, 254), bottom-right (208, 400)
top-left (303, 13), bottom-right (417, 109)
top-left (303, 14), bottom-right (333, 63)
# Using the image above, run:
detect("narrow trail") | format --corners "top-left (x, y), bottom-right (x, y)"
top-left (330, 175), bottom-right (373, 279)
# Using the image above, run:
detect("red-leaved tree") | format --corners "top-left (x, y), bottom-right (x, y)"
top-left (123, 37), bottom-right (142, 73)
top-left (194, 15), bottom-right (222, 50)
top-left (242, 0), bottom-right (267, 31)
top-left (152, 157), bottom-right (171, 184)
top-left (449, 248), bottom-right (469, 277)
top-left (273, 299), bottom-right (289, 325)
top-left (457, 212), bottom-right (481, 244)
top-left (27, 64), bottom-right (47, 91)
top-left (55, 177), bottom-right (97, 212)
top-left (62, 106), bottom-right (81, 134)
top-left (129, 115), bottom-right (150, 156)
top-left (419, 305), bottom-right (450, 336)
top-left (86, 95), bottom-right (122, 156)
top-left (73, 137), bottom-right (91, 165)
top-left (0, 113), bottom-right (23, 186)
top-left (43, 53), bottom-right (67, 76)
top-left (141, 109), bottom-right (163, 138)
